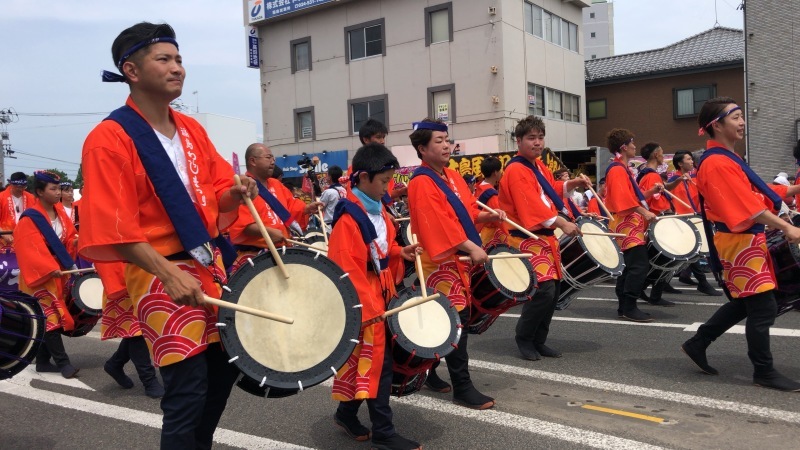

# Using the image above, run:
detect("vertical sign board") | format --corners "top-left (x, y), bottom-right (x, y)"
top-left (246, 26), bottom-right (260, 69)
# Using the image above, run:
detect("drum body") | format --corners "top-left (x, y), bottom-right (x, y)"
top-left (395, 220), bottom-right (416, 279)
top-left (61, 273), bottom-right (103, 337)
top-left (220, 249), bottom-right (362, 398)
top-left (0, 291), bottom-right (45, 380)
top-left (556, 216), bottom-right (625, 310)
top-left (645, 216), bottom-right (700, 283)
top-left (0, 247), bottom-right (20, 293)
top-left (302, 231), bottom-right (329, 255)
top-left (387, 286), bottom-right (461, 396)
top-left (467, 244), bottom-right (536, 334)
top-left (765, 229), bottom-right (800, 316)
top-left (687, 216), bottom-right (710, 260)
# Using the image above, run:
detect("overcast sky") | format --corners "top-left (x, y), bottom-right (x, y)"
top-left (0, 0), bottom-right (744, 180)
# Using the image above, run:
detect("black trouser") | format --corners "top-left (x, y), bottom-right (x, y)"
top-left (337, 329), bottom-right (395, 440)
top-left (695, 291), bottom-right (777, 376)
top-left (36, 331), bottom-right (71, 368)
top-left (515, 280), bottom-right (558, 346)
top-left (681, 261), bottom-right (710, 285)
top-left (615, 245), bottom-right (650, 313)
top-left (106, 335), bottom-right (157, 383)
top-left (158, 343), bottom-right (240, 450)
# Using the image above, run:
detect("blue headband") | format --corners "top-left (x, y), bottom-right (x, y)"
top-left (7, 178), bottom-right (27, 186)
top-left (60, 181), bottom-right (73, 189)
top-left (699, 106), bottom-right (742, 136)
top-left (412, 121), bottom-right (448, 133)
top-left (349, 165), bottom-right (396, 188)
top-left (102, 37), bottom-right (179, 83)
top-left (34, 171), bottom-right (60, 184)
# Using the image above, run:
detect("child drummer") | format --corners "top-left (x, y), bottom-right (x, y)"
top-left (329, 143), bottom-right (423, 450)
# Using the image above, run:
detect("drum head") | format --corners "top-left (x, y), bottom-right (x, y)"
top-left (387, 287), bottom-right (460, 360)
top-left (303, 232), bottom-right (329, 254)
top-left (220, 249), bottom-right (361, 392)
top-left (689, 217), bottom-right (709, 254)
top-left (72, 275), bottom-right (104, 314)
top-left (403, 220), bottom-right (413, 246)
top-left (486, 244), bottom-right (536, 296)
top-left (650, 216), bottom-right (700, 259)
top-left (578, 218), bottom-right (624, 273)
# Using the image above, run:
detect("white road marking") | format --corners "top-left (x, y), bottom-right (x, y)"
top-left (0, 375), bottom-right (311, 449)
top-left (596, 284), bottom-right (698, 291)
top-left (575, 297), bottom-right (725, 306)
top-left (500, 314), bottom-right (800, 336)
top-left (468, 359), bottom-right (800, 425)
top-left (8, 365), bottom-right (95, 391)
top-left (393, 393), bottom-right (666, 450)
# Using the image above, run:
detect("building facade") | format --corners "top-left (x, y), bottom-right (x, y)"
top-left (582, 0), bottom-right (613, 61)
top-left (244, 0), bottom-right (590, 168)
top-left (585, 27), bottom-right (745, 158)
top-left (744, 0), bottom-right (800, 178)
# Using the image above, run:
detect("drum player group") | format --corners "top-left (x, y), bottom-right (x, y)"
top-left (2, 21), bottom-right (800, 450)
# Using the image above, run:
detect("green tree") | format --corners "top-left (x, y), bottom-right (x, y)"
top-left (74, 165), bottom-right (83, 189)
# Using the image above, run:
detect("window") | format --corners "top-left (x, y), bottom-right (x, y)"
top-left (348, 95), bottom-right (388, 134)
top-left (523, 2), bottom-right (578, 51)
top-left (590, 32), bottom-right (596, 38)
top-left (290, 37), bottom-right (311, 73)
top-left (528, 84), bottom-right (580, 123)
top-left (425, 3), bottom-right (453, 46)
top-left (345, 19), bottom-right (385, 63)
top-left (428, 84), bottom-right (456, 122)
top-left (590, 12), bottom-right (595, 19)
top-left (587, 99), bottom-right (607, 120)
top-left (591, 54), bottom-right (597, 59)
top-left (294, 107), bottom-right (315, 141)
top-left (674, 85), bottom-right (716, 118)
top-left (528, 84), bottom-right (545, 117)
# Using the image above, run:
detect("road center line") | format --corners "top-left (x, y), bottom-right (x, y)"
top-left (468, 359), bottom-right (800, 425)
top-left (581, 404), bottom-right (666, 424)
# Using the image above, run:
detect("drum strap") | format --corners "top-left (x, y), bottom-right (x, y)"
top-left (19, 209), bottom-right (75, 270)
top-left (104, 105), bottom-right (236, 269)
top-left (605, 161), bottom-right (648, 209)
top-left (508, 156), bottom-right (582, 218)
top-left (253, 177), bottom-right (294, 225)
top-left (332, 199), bottom-right (389, 271)
top-left (410, 166), bottom-right (481, 247)
top-left (637, 168), bottom-right (675, 211)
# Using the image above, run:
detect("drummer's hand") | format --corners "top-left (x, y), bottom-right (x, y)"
top-left (232, 176), bottom-right (258, 201)
top-left (51, 270), bottom-right (62, 278)
top-left (784, 225), bottom-right (800, 244)
top-left (467, 246), bottom-right (488, 265)
top-left (491, 209), bottom-right (507, 221)
top-left (304, 201), bottom-right (324, 215)
top-left (559, 221), bottom-right (581, 237)
top-left (401, 243), bottom-right (422, 261)
top-left (642, 211), bottom-right (658, 222)
top-left (161, 266), bottom-right (205, 307)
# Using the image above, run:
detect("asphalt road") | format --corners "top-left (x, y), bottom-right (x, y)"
top-left (2, 281), bottom-right (800, 449)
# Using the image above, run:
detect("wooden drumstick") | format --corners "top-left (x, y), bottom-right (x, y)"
top-left (580, 174), bottom-right (612, 219)
top-left (476, 200), bottom-right (540, 240)
top-left (285, 239), bottom-right (322, 251)
top-left (234, 175), bottom-right (290, 279)
top-left (411, 233), bottom-right (428, 298)
top-left (60, 267), bottom-right (96, 275)
top-left (317, 206), bottom-right (329, 246)
top-left (394, 217), bottom-right (411, 222)
top-left (458, 253), bottom-right (533, 262)
top-left (202, 295), bottom-right (293, 324)
top-left (381, 293), bottom-right (440, 319)
top-left (578, 231), bottom-right (626, 238)
top-left (655, 213), bottom-right (697, 220)
top-left (664, 190), bottom-right (694, 212)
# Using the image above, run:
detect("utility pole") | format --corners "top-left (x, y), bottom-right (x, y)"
top-left (0, 109), bottom-right (19, 183)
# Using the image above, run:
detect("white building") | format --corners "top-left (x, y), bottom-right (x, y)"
top-left (188, 113), bottom-right (257, 172)
top-left (244, 0), bottom-right (590, 167)
top-left (582, 0), bottom-right (614, 61)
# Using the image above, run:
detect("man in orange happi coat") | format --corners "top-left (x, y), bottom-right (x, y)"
top-left (78, 22), bottom-right (257, 447)
top-left (0, 172), bottom-right (36, 245)
top-left (681, 97), bottom-right (800, 392)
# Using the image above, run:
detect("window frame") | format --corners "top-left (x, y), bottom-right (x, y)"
top-left (527, 83), bottom-right (545, 117)
top-left (425, 2), bottom-right (453, 46)
top-left (293, 106), bottom-right (316, 142)
top-left (587, 99), bottom-right (607, 120)
top-left (427, 83), bottom-right (456, 123)
top-left (290, 36), bottom-right (312, 74)
top-left (523, 2), bottom-right (578, 52)
top-left (347, 94), bottom-right (389, 135)
top-left (344, 18), bottom-right (386, 64)
top-left (673, 85), bottom-right (717, 119)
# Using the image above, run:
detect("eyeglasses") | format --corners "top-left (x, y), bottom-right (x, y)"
top-left (253, 155), bottom-right (275, 160)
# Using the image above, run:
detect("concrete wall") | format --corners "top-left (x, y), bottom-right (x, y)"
top-left (248, 0), bottom-right (589, 164)
top-left (745, 0), bottom-right (800, 178)
top-left (582, 0), bottom-right (613, 60)
top-left (585, 67), bottom-right (745, 153)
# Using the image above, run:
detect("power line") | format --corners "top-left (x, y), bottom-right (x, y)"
top-left (15, 112), bottom-right (109, 117)
top-left (10, 121), bottom-right (101, 131)
top-left (9, 149), bottom-right (81, 166)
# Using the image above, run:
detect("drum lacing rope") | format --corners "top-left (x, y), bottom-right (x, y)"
top-left (228, 356), bottom-right (239, 363)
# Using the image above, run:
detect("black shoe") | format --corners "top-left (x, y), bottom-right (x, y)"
top-left (104, 362), bottom-right (134, 389)
top-left (453, 385), bottom-right (495, 410)
top-left (142, 377), bottom-right (165, 398)
top-left (678, 276), bottom-right (698, 286)
top-left (371, 433), bottom-right (421, 450)
top-left (535, 344), bottom-right (562, 358)
top-left (681, 337), bottom-right (718, 375)
top-left (662, 284), bottom-right (682, 294)
top-left (648, 298), bottom-right (676, 307)
top-left (622, 309), bottom-right (654, 323)
top-left (334, 413), bottom-right (371, 441)
top-left (424, 369), bottom-right (452, 393)
top-left (617, 309), bottom-right (624, 319)
top-left (515, 337), bottom-right (541, 361)
top-left (60, 365), bottom-right (79, 379)
top-left (35, 363), bottom-right (60, 373)
top-left (753, 372), bottom-right (800, 392)
top-left (697, 283), bottom-right (723, 296)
